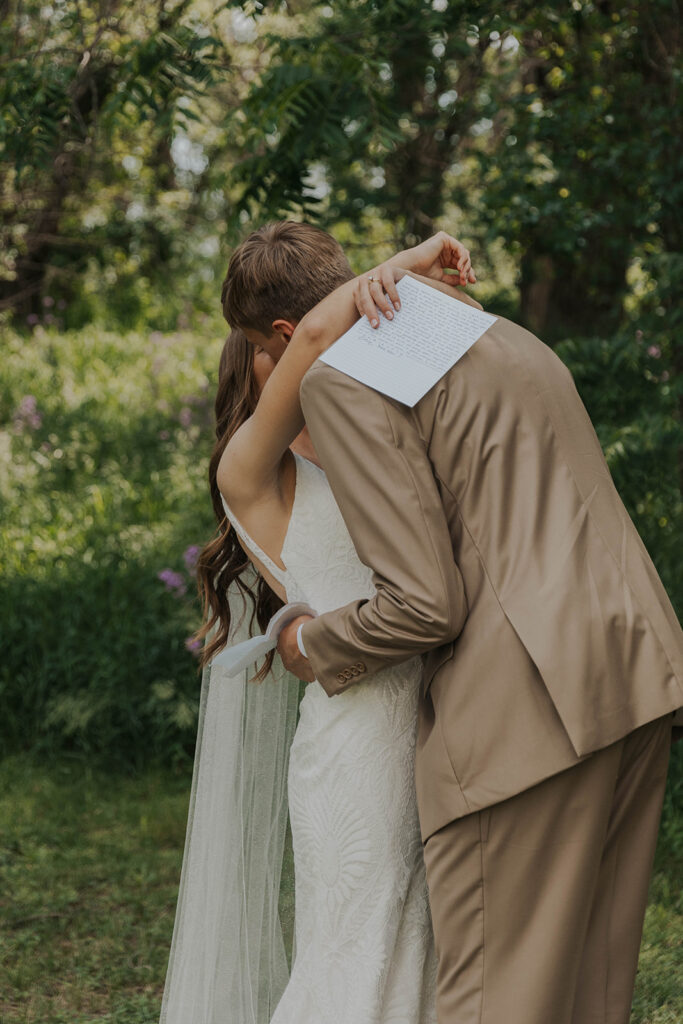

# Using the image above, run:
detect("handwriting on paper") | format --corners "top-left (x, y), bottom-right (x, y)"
top-left (320, 274), bottom-right (497, 406)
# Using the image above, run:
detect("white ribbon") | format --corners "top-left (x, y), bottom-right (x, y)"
top-left (211, 601), bottom-right (317, 677)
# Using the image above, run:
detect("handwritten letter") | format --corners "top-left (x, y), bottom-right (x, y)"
top-left (319, 274), bottom-right (497, 406)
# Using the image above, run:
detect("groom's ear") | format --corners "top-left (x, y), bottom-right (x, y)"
top-left (271, 318), bottom-right (299, 347)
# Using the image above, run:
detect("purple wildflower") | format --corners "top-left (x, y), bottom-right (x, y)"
top-left (183, 544), bottom-right (201, 573)
top-left (14, 395), bottom-right (42, 432)
top-left (26, 314), bottom-right (40, 327)
top-left (21, 395), bottom-right (38, 414)
top-left (157, 569), bottom-right (187, 596)
top-left (185, 636), bottom-right (202, 656)
top-left (647, 345), bottom-right (661, 359)
top-left (158, 430), bottom-right (170, 441)
top-left (42, 296), bottom-right (55, 308)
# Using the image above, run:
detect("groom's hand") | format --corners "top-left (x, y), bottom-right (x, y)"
top-left (277, 616), bottom-right (316, 683)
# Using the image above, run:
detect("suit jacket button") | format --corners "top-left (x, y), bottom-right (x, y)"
top-left (336, 673), bottom-right (346, 684)
top-left (357, 662), bottom-right (366, 672)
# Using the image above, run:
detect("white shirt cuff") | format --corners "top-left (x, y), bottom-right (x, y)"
top-left (296, 622), bottom-right (308, 659)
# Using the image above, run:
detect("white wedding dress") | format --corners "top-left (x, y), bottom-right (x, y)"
top-left (224, 452), bottom-right (437, 1024)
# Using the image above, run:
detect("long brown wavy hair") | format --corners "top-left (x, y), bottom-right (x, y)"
top-left (193, 328), bottom-right (284, 678)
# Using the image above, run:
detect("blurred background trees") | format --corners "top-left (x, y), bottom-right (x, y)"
top-left (4, 1), bottom-right (680, 334)
top-left (1, 0), bottom-right (680, 763)
top-left (1, 0), bottom-right (230, 327)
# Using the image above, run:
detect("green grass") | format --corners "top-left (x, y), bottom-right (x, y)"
top-left (0, 758), bottom-right (189, 1024)
top-left (0, 756), bottom-right (680, 1024)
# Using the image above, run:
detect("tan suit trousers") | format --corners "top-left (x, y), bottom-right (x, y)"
top-left (423, 715), bottom-right (673, 1024)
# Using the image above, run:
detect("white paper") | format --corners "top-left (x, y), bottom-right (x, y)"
top-left (320, 274), bottom-right (497, 406)
top-left (212, 601), bottom-right (317, 677)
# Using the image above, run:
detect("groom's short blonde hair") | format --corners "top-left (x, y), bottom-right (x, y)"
top-left (222, 221), bottom-right (354, 336)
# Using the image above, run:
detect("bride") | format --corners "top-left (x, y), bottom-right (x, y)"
top-left (160, 230), bottom-right (476, 1024)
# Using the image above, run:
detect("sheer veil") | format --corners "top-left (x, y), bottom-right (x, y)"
top-left (160, 572), bottom-right (301, 1024)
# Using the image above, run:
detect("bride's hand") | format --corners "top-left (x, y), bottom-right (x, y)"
top-left (355, 231), bottom-right (476, 328)
top-left (394, 230), bottom-right (476, 286)
top-left (351, 263), bottom-right (407, 329)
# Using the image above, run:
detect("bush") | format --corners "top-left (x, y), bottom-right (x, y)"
top-left (0, 322), bottom-right (224, 767)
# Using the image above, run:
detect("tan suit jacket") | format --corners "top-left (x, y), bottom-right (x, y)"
top-left (299, 314), bottom-right (683, 841)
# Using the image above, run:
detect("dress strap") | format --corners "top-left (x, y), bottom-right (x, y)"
top-left (221, 496), bottom-right (288, 588)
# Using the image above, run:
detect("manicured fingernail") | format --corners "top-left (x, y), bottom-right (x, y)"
top-left (371, 318), bottom-right (378, 327)
top-left (385, 310), bottom-right (393, 319)
top-left (394, 301), bottom-right (400, 310)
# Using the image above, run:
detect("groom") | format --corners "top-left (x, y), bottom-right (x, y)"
top-left (222, 222), bottom-right (683, 1024)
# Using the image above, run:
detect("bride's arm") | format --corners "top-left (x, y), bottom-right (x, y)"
top-left (217, 273), bottom-right (372, 505)
top-left (218, 235), bottom-right (477, 504)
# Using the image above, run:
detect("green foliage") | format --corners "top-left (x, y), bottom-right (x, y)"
top-left (226, 0), bottom-right (681, 351)
top-left (0, 1), bottom-right (224, 175)
top-left (0, 0), bottom-right (232, 327)
top-left (2, 0), bottom-right (680, 347)
top-left (0, 321), bottom-right (224, 766)
top-left (227, 0), bottom-right (501, 240)
top-left (474, 1), bottom-right (682, 339)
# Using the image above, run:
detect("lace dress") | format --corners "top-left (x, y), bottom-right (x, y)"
top-left (223, 453), bottom-right (437, 1024)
